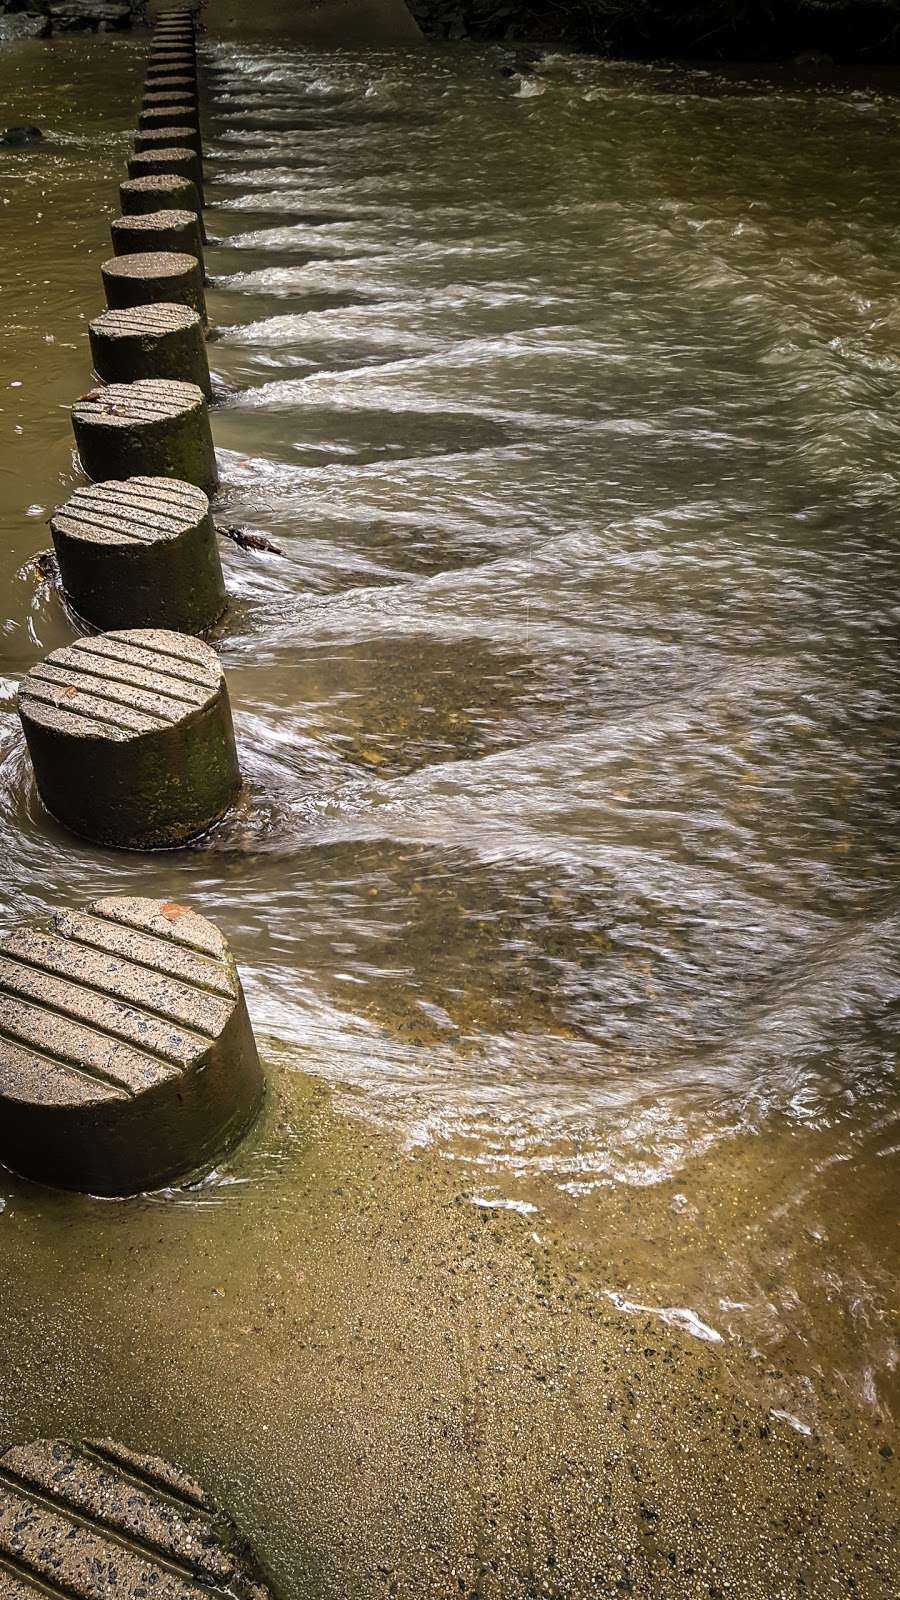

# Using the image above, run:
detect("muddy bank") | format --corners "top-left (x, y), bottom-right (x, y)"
top-left (0, 1069), bottom-right (896, 1599)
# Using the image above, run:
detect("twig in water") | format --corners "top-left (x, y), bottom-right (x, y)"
top-left (215, 523), bottom-right (284, 556)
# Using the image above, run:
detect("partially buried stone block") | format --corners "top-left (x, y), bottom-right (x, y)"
top-left (0, 897), bottom-right (263, 1195)
top-left (18, 628), bottom-right (240, 849)
top-left (101, 250), bottom-right (206, 321)
top-left (72, 379), bottom-right (218, 495)
top-left (51, 476), bottom-right (225, 633)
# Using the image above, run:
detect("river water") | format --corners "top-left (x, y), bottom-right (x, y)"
top-left (0, 20), bottom-right (898, 1519)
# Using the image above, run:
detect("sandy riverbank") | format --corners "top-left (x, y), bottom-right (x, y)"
top-left (0, 1067), bottom-right (896, 1599)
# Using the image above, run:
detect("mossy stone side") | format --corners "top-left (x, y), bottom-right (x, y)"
top-left (72, 379), bottom-right (218, 496)
top-left (51, 477), bottom-right (226, 634)
top-left (89, 304), bottom-right (211, 396)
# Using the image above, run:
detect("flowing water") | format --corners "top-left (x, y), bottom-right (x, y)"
top-left (0, 26), bottom-right (898, 1582)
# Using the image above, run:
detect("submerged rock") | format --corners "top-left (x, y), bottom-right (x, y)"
top-left (0, 123), bottom-right (43, 142)
top-left (0, 14), bottom-right (49, 39)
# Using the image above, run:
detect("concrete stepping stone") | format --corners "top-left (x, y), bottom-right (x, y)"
top-left (101, 250), bottom-right (206, 321)
top-left (89, 304), bottom-right (210, 395)
top-left (72, 379), bottom-right (217, 494)
top-left (50, 477), bottom-right (225, 632)
top-left (0, 896), bottom-right (264, 1194)
top-left (0, 1437), bottom-right (272, 1596)
top-left (18, 628), bottom-right (240, 848)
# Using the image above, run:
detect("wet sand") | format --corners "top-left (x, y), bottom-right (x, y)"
top-left (0, 1066), bottom-right (896, 1598)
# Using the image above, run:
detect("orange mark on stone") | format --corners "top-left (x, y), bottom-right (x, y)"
top-left (161, 901), bottom-right (189, 922)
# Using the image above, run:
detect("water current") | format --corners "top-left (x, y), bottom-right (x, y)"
top-left (0, 27), bottom-right (897, 1457)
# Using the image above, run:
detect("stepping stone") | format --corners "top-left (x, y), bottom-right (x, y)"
top-left (89, 304), bottom-right (210, 395)
top-left (50, 476), bottom-right (225, 633)
top-left (18, 628), bottom-right (240, 849)
top-left (101, 250), bottom-right (206, 321)
top-left (72, 379), bottom-right (218, 495)
top-left (134, 125), bottom-right (203, 157)
top-left (0, 896), bottom-right (264, 1194)
top-left (111, 207), bottom-right (205, 268)
top-left (0, 1437), bottom-right (273, 1596)
top-left (127, 146), bottom-right (204, 204)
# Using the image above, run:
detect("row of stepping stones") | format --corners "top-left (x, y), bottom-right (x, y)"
top-left (0, 14), bottom-right (277, 1594)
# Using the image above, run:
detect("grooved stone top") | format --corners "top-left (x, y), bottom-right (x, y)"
top-left (18, 628), bottom-right (224, 742)
top-left (121, 172), bottom-right (196, 199)
top-left (142, 89), bottom-right (197, 104)
top-left (52, 476), bottom-right (208, 549)
top-left (73, 378), bottom-right (205, 430)
top-left (0, 896), bottom-right (236, 1109)
top-left (102, 250), bottom-right (199, 282)
top-left (130, 145), bottom-right (197, 163)
top-left (137, 126), bottom-right (200, 144)
top-left (91, 302), bottom-right (201, 340)
top-left (0, 1437), bottom-right (273, 1598)
top-left (113, 207), bottom-right (198, 233)
top-left (141, 98), bottom-right (198, 114)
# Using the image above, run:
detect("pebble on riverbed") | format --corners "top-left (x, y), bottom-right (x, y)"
top-left (0, 124), bottom-right (42, 144)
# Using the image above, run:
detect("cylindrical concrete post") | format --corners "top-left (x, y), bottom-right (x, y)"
top-left (51, 477), bottom-right (226, 633)
top-left (0, 897), bottom-right (263, 1195)
top-left (139, 102), bottom-right (201, 132)
top-left (144, 74), bottom-right (197, 95)
top-left (89, 304), bottom-right (211, 396)
top-left (18, 629), bottom-right (241, 849)
top-left (134, 126), bottom-right (203, 158)
top-left (127, 147), bottom-right (204, 204)
top-left (111, 209), bottom-right (204, 269)
top-left (119, 175), bottom-right (203, 241)
top-left (142, 88), bottom-right (198, 111)
top-left (101, 251), bottom-right (206, 321)
top-left (148, 61), bottom-right (196, 81)
top-left (72, 380), bottom-right (218, 496)
top-left (150, 48), bottom-right (195, 65)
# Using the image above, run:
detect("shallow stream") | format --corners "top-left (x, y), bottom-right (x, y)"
top-left (0, 26), bottom-right (897, 1587)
